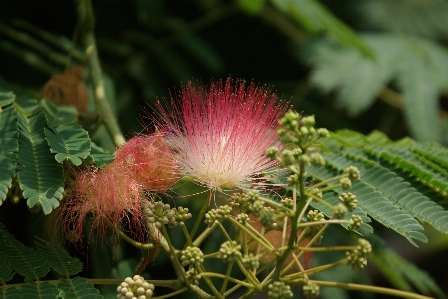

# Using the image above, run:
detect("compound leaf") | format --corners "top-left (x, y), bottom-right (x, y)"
top-left (57, 277), bottom-right (103, 299)
top-left (0, 223), bottom-right (49, 280)
top-left (34, 238), bottom-right (83, 277)
top-left (45, 123), bottom-right (91, 166)
top-left (0, 105), bottom-right (19, 204)
top-left (16, 111), bottom-right (64, 214)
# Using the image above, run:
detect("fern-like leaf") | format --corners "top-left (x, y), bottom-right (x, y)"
top-left (0, 286), bottom-right (20, 299)
top-left (369, 236), bottom-right (445, 298)
top-left (34, 238), bottom-right (83, 277)
top-left (40, 99), bottom-right (78, 127)
top-left (21, 279), bottom-right (59, 299)
top-left (45, 123), bottom-right (91, 166)
top-left (16, 111), bottom-right (64, 214)
top-left (57, 277), bottom-right (103, 299)
top-left (0, 254), bottom-right (15, 284)
top-left (0, 90), bottom-right (15, 107)
top-left (0, 223), bottom-right (49, 279)
top-left (0, 105), bottom-right (18, 204)
top-left (301, 34), bottom-right (448, 142)
top-left (323, 151), bottom-right (427, 246)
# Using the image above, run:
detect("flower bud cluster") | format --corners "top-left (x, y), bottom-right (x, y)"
top-left (350, 214), bottom-right (363, 231)
top-left (338, 192), bottom-right (358, 212)
top-left (346, 238), bottom-right (372, 270)
top-left (181, 246), bottom-right (204, 285)
top-left (242, 253), bottom-right (260, 271)
top-left (185, 267), bottom-right (201, 286)
top-left (236, 213), bottom-right (250, 225)
top-left (219, 240), bottom-right (242, 262)
top-left (116, 275), bottom-right (154, 299)
top-left (181, 246), bottom-right (204, 267)
top-left (144, 201), bottom-right (192, 228)
top-left (231, 191), bottom-right (259, 213)
top-left (332, 203), bottom-right (347, 219)
top-left (269, 112), bottom-right (330, 177)
top-left (304, 210), bottom-right (325, 244)
top-left (259, 207), bottom-right (279, 230)
top-left (302, 281), bottom-right (320, 299)
top-left (204, 205), bottom-right (232, 227)
top-left (267, 281), bottom-right (293, 299)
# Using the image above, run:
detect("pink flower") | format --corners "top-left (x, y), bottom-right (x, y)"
top-left (151, 78), bottom-right (290, 192)
top-left (114, 134), bottom-right (179, 192)
top-left (61, 162), bottom-right (144, 244)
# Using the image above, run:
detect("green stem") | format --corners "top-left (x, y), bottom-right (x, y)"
top-left (304, 280), bottom-right (434, 299)
top-left (192, 222), bottom-right (217, 247)
top-left (76, 0), bottom-right (126, 148)
top-left (198, 265), bottom-right (225, 299)
top-left (200, 272), bottom-right (254, 289)
top-left (220, 260), bottom-right (234, 294)
top-left (228, 217), bottom-right (274, 251)
top-left (180, 222), bottom-right (193, 247)
top-left (188, 196), bottom-right (210, 244)
top-left (273, 163), bottom-right (307, 281)
top-left (150, 286), bottom-right (189, 299)
top-left (236, 259), bottom-right (261, 290)
top-left (160, 225), bottom-right (187, 282)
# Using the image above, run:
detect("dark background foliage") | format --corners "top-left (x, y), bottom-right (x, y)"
top-left (1, 1), bottom-right (448, 298)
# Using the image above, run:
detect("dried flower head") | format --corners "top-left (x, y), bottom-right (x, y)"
top-left (151, 78), bottom-right (290, 192)
top-left (114, 134), bottom-right (179, 192)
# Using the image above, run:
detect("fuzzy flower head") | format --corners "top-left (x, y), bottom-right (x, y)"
top-left (61, 162), bottom-right (144, 243)
top-left (114, 134), bottom-right (179, 192)
top-left (152, 78), bottom-right (290, 192)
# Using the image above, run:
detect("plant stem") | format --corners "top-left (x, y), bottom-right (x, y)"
top-left (76, 0), bottom-right (126, 148)
top-left (150, 286), bottom-right (189, 299)
top-left (188, 196), bottom-right (210, 243)
top-left (305, 280), bottom-right (434, 299)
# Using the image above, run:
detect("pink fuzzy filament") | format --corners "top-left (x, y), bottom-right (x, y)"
top-left (153, 78), bottom-right (290, 192)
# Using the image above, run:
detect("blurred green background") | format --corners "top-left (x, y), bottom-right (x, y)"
top-left (1, 0), bottom-right (448, 298)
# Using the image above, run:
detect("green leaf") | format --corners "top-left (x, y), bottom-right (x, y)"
top-left (369, 235), bottom-right (445, 298)
top-left (272, 0), bottom-right (373, 57)
top-left (21, 279), bottom-right (59, 299)
top-left (0, 90), bottom-right (15, 107)
top-left (85, 142), bottom-right (114, 169)
top-left (34, 238), bottom-right (83, 277)
top-left (16, 111), bottom-right (64, 214)
top-left (0, 223), bottom-right (50, 279)
top-left (0, 105), bottom-right (19, 204)
top-left (0, 254), bottom-right (15, 284)
top-left (45, 123), bottom-right (91, 166)
top-left (40, 99), bottom-right (78, 127)
top-left (301, 34), bottom-right (448, 142)
top-left (0, 286), bottom-right (21, 299)
top-left (14, 95), bottom-right (41, 117)
top-left (322, 151), bottom-right (427, 246)
top-left (57, 277), bottom-right (103, 299)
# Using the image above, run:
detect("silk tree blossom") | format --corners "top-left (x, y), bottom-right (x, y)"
top-left (151, 78), bottom-right (290, 192)
top-left (61, 134), bottom-right (178, 244)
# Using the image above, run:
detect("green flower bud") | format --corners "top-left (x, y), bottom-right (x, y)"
top-left (268, 281), bottom-right (293, 299)
top-left (350, 214), bottom-right (363, 231)
top-left (242, 253), bottom-right (260, 271)
top-left (338, 192), bottom-right (358, 212)
top-left (181, 246), bottom-right (204, 267)
top-left (302, 281), bottom-right (320, 299)
top-left (301, 115), bottom-right (316, 128)
top-left (333, 203), bottom-right (347, 219)
top-left (219, 241), bottom-right (242, 262)
top-left (345, 166), bottom-right (361, 181)
top-left (339, 177), bottom-right (352, 190)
